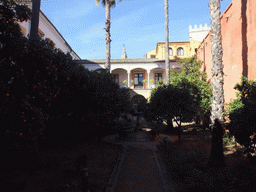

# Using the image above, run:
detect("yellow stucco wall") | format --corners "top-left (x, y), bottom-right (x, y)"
top-left (146, 50), bottom-right (156, 58)
top-left (146, 40), bottom-right (201, 60)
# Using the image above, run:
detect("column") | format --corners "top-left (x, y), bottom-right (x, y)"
top-left (127, 70), bottom-right (130, 88)
top-left (147, 70), bottom-right (150, 89)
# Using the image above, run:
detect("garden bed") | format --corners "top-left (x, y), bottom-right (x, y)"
top-left (156, 127), bottom-right (256, 192)
top-left (0, 140), bottom-right (124, 192)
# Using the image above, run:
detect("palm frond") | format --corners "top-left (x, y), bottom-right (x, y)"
top-left (95, 0), bottom-right (100, 6)
top-left (96, 0), bottom-right (118, 8)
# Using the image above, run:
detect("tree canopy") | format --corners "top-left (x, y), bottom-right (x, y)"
top-left (170, 56), bottom-right (212, 128)
top-left (1, 1), bottom-right (132, 152)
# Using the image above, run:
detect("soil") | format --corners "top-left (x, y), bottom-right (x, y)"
top-left (0, 139), bottom-right (123, 192)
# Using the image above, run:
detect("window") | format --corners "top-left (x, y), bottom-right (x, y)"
top-left (177, 47), bottom-right (184, 56)
top-left (150, 55), bottom-right (156, 58)
top-left (134, 73), bottom-right (143, 87)
top-left (113, 74), bottom-right (119, 84)
top-left (169, 48), bottom-right (173, 56)
top-left (155, 73), bottom-right (162, 84)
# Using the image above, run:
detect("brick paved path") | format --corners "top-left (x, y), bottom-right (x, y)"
top-left (105, 124), bottom-right (173, 192)
top-left (113, 145), bottom-right (166, 192)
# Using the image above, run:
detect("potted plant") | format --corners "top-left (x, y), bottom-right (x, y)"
top-left (150, 79), bottom-right (155, 88)
top-left (123, 79), bottom-right (128, 87)
top-left (158, 78), bottom-right (163, 85)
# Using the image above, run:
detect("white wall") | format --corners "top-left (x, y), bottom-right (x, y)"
top-left (17, 8), bottom-right (80, 60)
top-left (112, 69), bottom-right (127, 87)
top-left (189, 24), bottom-right (210, 42)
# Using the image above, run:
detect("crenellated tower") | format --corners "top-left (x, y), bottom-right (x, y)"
top-left (189, 23), bottom-right (210, 42)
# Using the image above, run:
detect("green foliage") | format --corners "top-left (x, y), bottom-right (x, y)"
top-left (226, 77), bottom-right (256, 155)
top-left (155, 78), bottom-right (165, 86)
top-left (133, 97), bottom-right (147, 113)
top-left (0, 1), bottom-right (132, 151)
top-left (147, 84), bottom-right (196, 127)
top-left (223, 132), bottom-right (236, 146)
top-left (171, 56), bottom-right (212, 125)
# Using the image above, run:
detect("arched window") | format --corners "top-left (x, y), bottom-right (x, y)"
top-left (169, 48), bottom-right (173, 56)
top-left (177, 47), bottom-right (184, 56)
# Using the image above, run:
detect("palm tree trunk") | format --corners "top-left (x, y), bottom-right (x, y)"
top-left (30, 0), bottom-right (41, 40)
top-left (165, 0), bottom-right (170, 84)
top-left (207, 0), bottom-right (225, 167)
top-left (105, 0), bottom-right (111, 72)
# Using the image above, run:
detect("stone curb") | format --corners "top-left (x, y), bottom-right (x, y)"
top-left (105, 145), bottom-right (127, 192)
top-left (153, 145), bottom-right (175, 192)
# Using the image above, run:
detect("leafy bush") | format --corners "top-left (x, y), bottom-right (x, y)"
top-left (223, 132), bottom-right (236, 146)
top-left (157, 140), bottom-right (210, 191)
top-left (146, 81), bottom-right (198, 135)
top-left (226, 77), bottom-right (256, 155)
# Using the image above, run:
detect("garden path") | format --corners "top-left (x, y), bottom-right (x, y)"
top-left (104, 120), bottom-right (174, 192)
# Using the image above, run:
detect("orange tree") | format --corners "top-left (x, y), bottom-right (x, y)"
top-left (147, 84), bottom-right (198, 143)
top-left (171, 56), bottom-right (212, 129)
top-left (226, 77), bottom-right (256, 156)
top-left (84, 69), bottom-right (132, 137)
top-left (1, 0), bottom-right (132, 150)
top-left (0, 0), bottom-right (75, 150)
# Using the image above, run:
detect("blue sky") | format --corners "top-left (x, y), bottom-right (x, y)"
top-left (40, 0), bottom-right (232, 60)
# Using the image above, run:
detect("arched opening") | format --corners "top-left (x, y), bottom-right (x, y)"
top-left (177, 47), bottom-right (184, 56)
top-left (111, 68), bottom-right (128, 87)
top-left (169, 48), bottom-right (173, 56)
top-left (132, 94), bottom-right (147, 112)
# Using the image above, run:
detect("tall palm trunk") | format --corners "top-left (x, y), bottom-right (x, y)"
top-left (207, 0), bottom-right (225, 167)
top-left (165, 0), bottom-right (170, 84)
top-left (105, 0), bottom-right (111, 72)
top-left (30, 0), bottom-right (41, 40)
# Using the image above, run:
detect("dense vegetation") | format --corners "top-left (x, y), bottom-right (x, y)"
top-left (226, 77), bottom-right (256, 156)
top-left (0, 0), bottom-right (132, 154)
top-left (145, 56), bottom-right (212, 134)
top-left (171, 56), bottom-right (212, 128)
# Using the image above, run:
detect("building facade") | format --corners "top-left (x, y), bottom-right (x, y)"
top-left (196, 0), bottom-right (256, 103)
top-left (15, 0), bottom-right (80, 60)
top-left (76, 58), bottom-right (183, 100)
top-left (146, 24), bottom-right (210, 60)
top-left (79, 24), bottom-right (210, 100)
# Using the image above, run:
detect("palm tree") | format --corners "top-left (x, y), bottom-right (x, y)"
top-left (30, 0), bottom-right (41, 40)
top-left (96, 0), bottom-right (122, 72)
top-left (207, 0), bottom-right (225, 167)
top-left (164, 0), bottom-right (170, 84)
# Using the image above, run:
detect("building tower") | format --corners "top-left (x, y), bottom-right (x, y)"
top-left (122, 44), bottom-right (127, 59)
top-left (189, 23), bottom-right (211, 42)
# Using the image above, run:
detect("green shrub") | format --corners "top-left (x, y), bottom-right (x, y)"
top-left (158, 140), bottom-right (210, 191)
top-left (223, 132), bottom-right (236, 146)
top-left (226, 77), bottom-right (256, 155)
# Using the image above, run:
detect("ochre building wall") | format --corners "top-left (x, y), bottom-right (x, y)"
top-left (196, 0), bottom-right (256, 104)
top-left (146, 40), bottom-right (200, 60)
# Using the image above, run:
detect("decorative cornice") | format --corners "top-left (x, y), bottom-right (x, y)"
top-left (76, 58), bottom-right (179, 65)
